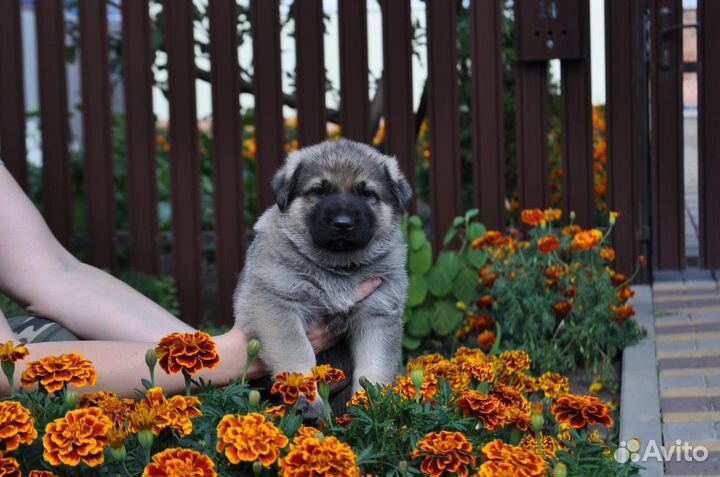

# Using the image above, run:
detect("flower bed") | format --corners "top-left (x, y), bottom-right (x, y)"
top-left (0, 330), bottom-right (641, 476)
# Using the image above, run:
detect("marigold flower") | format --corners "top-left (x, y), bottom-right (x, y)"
top-left (271, 372), bottom-right (316, 406)
top-left (553, 301), bottom-right (572, 320)
top-left (538, 372), bottom-right (570, 399)
top-left (476, 330), bottom-right (496, 351)
top-left (562, 225), bottom-right (582, 237)
top-left (492, 385), bottom-right (531, 431)
top-left (545, 208), bottom-right (562, 222)
top-left (216, 413), bottom-right (288, 467)
top-left (600, 246), bottom-right (616, 261)
top-left (0, 341), bottom-right (28, 363)
top-left (611, 304), bottom-right (636, 323)
top-left (478, 439), bottom-right (546, 477)
top-left (552, 394), bottom-right (614, 429)
top-left (264, 405), bottom-right (286, 418)
top-left (21, 353), bottom-right (97, 393)
top-left (519, 433), bottom-right (559, 461)
top-left (411, 431), bottom-right (474, 477)
top-left (609, 269), bottom-right (629, 286)
top-left (155, 332), bottom-right (219, 375)
top-left (572, 229), bottom-right (604, 251)
top-left (29, 471), bottom-right (59, 477)
top-left (311, 364), bottom-right (346, 384)
top-left (136, 387), bottom-right (202, 437)
top-left (347, 389), bottom-right (369, 409)
top-left (80, 391), bottom-right (135, 424)
top-left (543, 265), bottom-right (565, 287)
top-left (460, 358), bottom-right (495, 383)
top-left (479, 266), bottom-right (499, 288)
top-left (472, 231), bottom-right (504, 249)
top-left (394, 373), bottom-right (438, 402)
top-left (407, 353), bottom-right (446, 372)
top-left (618, 286), bottom-right (636, 303)
top-left (521, 209), bottom-right (546, 227)
top-left (143, 448), bottom-right (217, 477)
top-left (128, 403), bottom-right (157, 434)
top-left (107, 425), bottom-right (127, 449)
top-left (43, 407), bottom-right (112, 467)
top-left (0, 401), bottom-right (37, 451)
top-left (456, 389), bottom-right (503, 431)
top-left (335, 414), bottom-right (352, 427)
top-left (499, 351), bottom-right (531, 374)
top-left (537, 235), bottom-right (560, 254)
top-left (0, 457), bottom-right (20, 477)
top-left (476, 295), bottom-right (495, 309)
top-left (279, 433), bottom-right (360, 477)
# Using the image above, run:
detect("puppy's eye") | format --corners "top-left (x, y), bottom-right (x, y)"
top-left (309, 184), bottom-right (326, 197)
top-left (357, 184), bottom-right (378, 200)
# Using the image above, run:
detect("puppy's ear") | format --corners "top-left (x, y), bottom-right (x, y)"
top-left (384, 164), bottom-right (413, 212)
top-left (272, 163), bottom-right (303, 212)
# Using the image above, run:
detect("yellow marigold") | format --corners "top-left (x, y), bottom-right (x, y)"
top-left (107, 425), bottom-right (127, 449)
top-left (521, 209), bottom-right (546, 227)
top-left (538, 372), bottom-right (570, 399)
top-left (552, 394), bottom-right (614, 429)
top-left (476, 330), bottom-right (496, 351)
top-left (519, 433), bottom-right (559, 461)
top-left (29, 471), bottom-right (59, 477)
top-left (264, 405), bottom-right (286, 418)
top-left (513, 373), bottom-right (540, 393)
top-left (545, 208), bottom-right (562, 222)
top-left (477, 439), bottom-right (545, 477)
top-left (143, 448), bottom-right (217, 477)
top-left (80, 391), bottom-right (135, 424)
top-left (411, 431), bottom-right (474, 477)
top-left (0, 401), bottom-right (37, 451)
top-left (271, 372), bottom-right (316, 406)
top-left (0, 457), bottom-right (20, 477)
top-left (216, 413), bottom-right (288, 467)
top-left (21, 353), bottom-right (97, 393)
top-left (562, 224), bottom-right (582, 237)
top-left (407, 353), bottom-right (446, 372)
top-left (128, 402), bottom-right (157, 434)
top-left (138, 387), bottom-right (202, 437)
top-left (499, 351), bottom-right (531, 374)
top-left (43, 407), bottom-right (112, 467)
top-left (611, 304), bottom-right (636, 324)
top-left (311, 364), bottom-right (346, 384)
top-left (572, 229), bottom-right (603, 251)
top-left (456, 389), bottom-right (503, 431)
top-left (600, 246), bottom-right (616, 261)
top-left (0, 341), bottom-right (28, 363)
top-left (460, 357), bottom-right (495, 383)
top-left (537, 235), bottom-right (560, 254)
top-left (347, 389), bottom-right (369, 409)
top-left (394, 373), bottom-right (438, 402)
top-left (155, 331), bottom-right (219, 375)
top-left (279, 433), bottom-right (360, 477)
top-left (493, 385), bottom-right (531, 432)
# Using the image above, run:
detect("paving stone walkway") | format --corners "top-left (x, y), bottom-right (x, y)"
top-left (654, 277), bottom-right (720, 476)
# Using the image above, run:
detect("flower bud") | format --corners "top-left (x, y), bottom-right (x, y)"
top-left (554, 462), bottom-right (568, 477)
top-left (455, 301), bottom-right (467, 312)
top-left (64, 390), bottom-right (78, 408)
top-left (570, 211), bottom-right (576, 222)
top-left (145, 349), bottom-right (158, 369)
top-left (247, 339), bottom-right (261, 361)
top-left (110, 445), bottom-right (127, 462)
top-left (252, 460), bottom-right (263, 475)
top-left (358, 376), bottom-right (371, 390)
top-left (248, 390), bottom-right (261, 407)
top-left (410, 368), bottom-right (424, 399)
top-left (398, 460), bottom-right (409, 475)
top-left (531, 402), bottom-right (544, 431)
top-left (138, 429), bottom-right (154, 449)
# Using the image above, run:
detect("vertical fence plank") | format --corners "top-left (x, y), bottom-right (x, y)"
top-left (606, 0), bottom-right (646, 275)
top-left (650, 0), bottom-right (684, 270)
top-left (209, 0), bottom-right (244, 326)
top-left (381, 0), bottom-right (415, 196)
top-left (516, 62), bottom-right (549, 210)
top-left (470, 0), bottom-right (505, 230)
top-left (0, 0), bottom-right (28, 190)
top-left (699, 0), bottom-right (720, 269)
top-left (122, 0), bottom-right (159, 274)
top-left (426, 0), bottom-right (462, 249)
top-left (561, 0), bottom-right (594, 228)
top-left (339, 0), bottom-right (369, 143)
top-left (35, 0), bottom-right (73, 249)
top-left (165, 0), bottom-right (203, 325)
top-left (251, 0), bottom-right (285, 211)
top-left (295, 0), bottom-right (326, 146)
top-left (79, 0), bottom-right (115, 270)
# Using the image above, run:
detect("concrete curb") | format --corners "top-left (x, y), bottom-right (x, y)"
top-left (620, 285), bottom-right (664, 477)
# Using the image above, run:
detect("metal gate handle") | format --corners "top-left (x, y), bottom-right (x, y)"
top-left (659, 6), bottom-right (699, 70)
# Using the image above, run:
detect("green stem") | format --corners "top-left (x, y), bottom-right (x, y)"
top-left (183, 371), bottom-right (192, 396)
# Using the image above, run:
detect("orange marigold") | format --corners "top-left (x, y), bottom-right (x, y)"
top-left (553, 301), bottom-right (572, 320)
top-left (411, 431), bottom-right (474, 477)
top-left (136, 387), bottom-right (202, 437)
top-left (264, 405), bottom-right (286, 418)
top-left (0, 341), bottom-right (28, 363)
top-left (460, 357), bottom-right (495, 383)
top-left (472, 231), bottom-right (503, 249)
top-left (609, 269), bottom-right (629, 286)
top-left (600, 246), bottom-right (616, 262)
top-left (552, 394), bottom-right (614, 429)
top-left (0, 401), bottom-right (37, 451)
top-left (521, 209), bottom-right (546, 227)
top-left (407, 353), bottom-right (446, 372)
top-left (562, 224), bottom-right (583, 237)
top-left (347, 389), bottom-right (369, 409)
top-left (538, 372), bottom-right (570, 399)
top-left (572, 229), bottom-right (604, 251)
top-left (21, 353), bottom-right (97, 393)
top-left (545, 208), bottom-right (562, 222)
top-left (29, 471), bottom-right (59, 477)
top-left (543, 265), bottom-right (565, 287)
top-left (476, 330), bottom-right (496, 351)
top-left (335, 414), bottom-right (352, 427)
top-left (479, 266), bottom-right (499, 288)
top-left (492, 385), bottom-right (531, 431)
top-left (477, 440), bottom-right (545, 477)
top-left (519, 433), bottom-right (560, 461)
top-left (271, 372), bottom-right (316, 406)
top-left (618, 286), bottom-right (636, 303)
top-left (456, 389), bottom-right (503, 431)
top-left (0, 457), bottom-right (20, 477)
top-left (611, 304), bottom-right (636, 324)
top-left (311, 364), bottom-right (346, 384)
top-left (216, 413), bottom-right (288, 467)
top-left (537, 235), bottom-right (560, 254)
top-left (394, 373), bottom-right (438, 402)
top-left (80, 391), bottom-right (135, 424)
top-left (142, 448), bottom-right (216, 477)
top-left (43, 407), bottom-right (112, 467)
top-left (499, 350), bottom-right (531, 374)
top-left (155, 331), bottom-right (219, 375)
top-left (279, 433), bottom-right (360, 477)
top-left (476, 295), bottom-right (495, 309)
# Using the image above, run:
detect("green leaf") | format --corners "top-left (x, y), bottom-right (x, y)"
top-left (427, 252), bottom-right (462, 298)
top-left (452, 216), bottom-right (465, 228)
top-left (402, 335), bottom-right (422, 350)
top-left (407, 215), bottom-right (422, 229)
top-left (431, 301), bottom-right (463, 336)
top-left (443, 228), bottom-right (458, 247)
top-left (465, 209), bottom-right (480, 221)
top-left (467, 222), bottom-right (487, 241)
top-left (407, 308), bottom-right (434, 337)
top-left (453, 266), bottom-right (478, 304)
top-left (407, 274), bottom-right (428, 307)
top-left (465, 248), bottom-right (488, 269)
top-left (409, 242), bottom-right (432, 275)
top-left (409, 229), bottom-right (427, 251)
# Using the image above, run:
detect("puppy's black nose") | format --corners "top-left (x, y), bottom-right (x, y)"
top-left (332, 215), bottom-right (354, 231)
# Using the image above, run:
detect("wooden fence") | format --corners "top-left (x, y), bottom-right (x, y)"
top-left (0, 0), bottom-right (718, 326)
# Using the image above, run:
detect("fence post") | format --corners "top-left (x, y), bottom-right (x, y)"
top-left (209, 0), bottom-right (244, 326)
top-left (165, 0), bottom-right (203, 325)
top-left (295, 0), bottom-right (326, 146)
top-left (339, 0), bottom-right (370, 143)
top-left (0, 0), bottom-right (28, 190)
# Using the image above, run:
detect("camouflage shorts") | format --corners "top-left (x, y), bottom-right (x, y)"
top-left (7, 316), bottom-right (79, 343)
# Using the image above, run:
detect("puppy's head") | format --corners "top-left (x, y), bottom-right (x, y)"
top-left (271, 139), bottom-right (412, 266)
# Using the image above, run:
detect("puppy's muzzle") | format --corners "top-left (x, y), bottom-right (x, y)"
top-left (309, 193), bottom-right (376, 252)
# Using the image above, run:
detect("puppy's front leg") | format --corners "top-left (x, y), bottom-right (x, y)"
top-left (349, 315), bottom-right (403, 392)
top-left (253, 317), bottom-right (316, 377)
